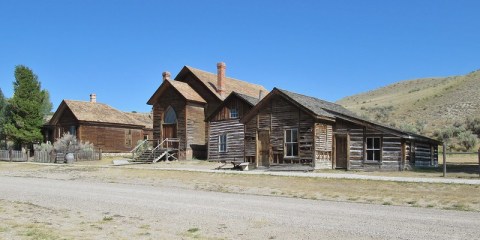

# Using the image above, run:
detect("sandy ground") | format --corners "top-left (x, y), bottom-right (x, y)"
top-left (1, 175), bottom-right (480, 240)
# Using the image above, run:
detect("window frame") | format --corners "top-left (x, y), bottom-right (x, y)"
top-left (218, 133), bottom-right (227, 153)
top-left (284, 128), bottom-right (299, 157)
top-left (365, 137), bottom-right (382, 161)
top-left (229, 108), bottom-right (239, 119)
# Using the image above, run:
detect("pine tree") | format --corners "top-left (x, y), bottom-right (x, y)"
top-left (3, 66), bottom-right (49, 148)
top-left (0, 88), bottom-right (7, 147)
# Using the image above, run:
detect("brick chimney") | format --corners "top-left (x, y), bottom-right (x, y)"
top-left (162, 71), bottom-right (171, 81)
top-left (90, 93), bottom-right (96, 103)
top-left (216, 62), bottom-right (226, 97)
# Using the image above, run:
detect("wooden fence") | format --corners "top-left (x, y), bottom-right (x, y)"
top-left (441, 144), bottom-right (480, 177)
top-left (33, 149), bottom-right (102, 163)
top-left (0, 150), bottom-right (28, 162)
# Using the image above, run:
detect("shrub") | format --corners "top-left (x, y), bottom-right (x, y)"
top-left (465, 116), bottom-right (480, 135)
top-left (457, 130), bottom-right (478, 151)
top-left (53, 133), bottom-right (94, 153)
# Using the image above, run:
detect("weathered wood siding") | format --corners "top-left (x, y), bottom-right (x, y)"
top-left (210, 97), bottom-right (252, 121)
top-left (249, 96), bottom-right (315, 165)
top-left (186, 103), bottom-right (206, 159)
top-left (152, 87), bottom-right (188, 159)
top-left (244, 118), bottom-right (257, 163)
top-left (335, 119), bottom-right (406, 171)
top-left (208, 119), bottom-right (244, 161)
top-left (314, 123), bottom-right (333, 169)
top-left (79, 124), bottom-right (144, 153)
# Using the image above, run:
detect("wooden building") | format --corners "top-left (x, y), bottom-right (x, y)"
top-left (147, 62), bottom-right (267, 160)
top-left (206, 92), bottom-right (260, 161)
top-left (43, 94), bottom-right (153, 153)
top-left (241, 88), bottom-right (441, 171)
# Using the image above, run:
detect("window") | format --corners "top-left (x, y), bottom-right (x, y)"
top-left (366, 137), bottom-right (381, 161)
top-left (219, 134), bottom-right (227, 152)
top-left (69, 126), bottom-right (76, 136)
top-left (230, 108), bottom-right (239, 118)
top-left (125, 129), bottom-right (132, 147)
top-left (285, 129), bottom-right (298, 157)
top-left (164, 106), bottom-right (177, 124)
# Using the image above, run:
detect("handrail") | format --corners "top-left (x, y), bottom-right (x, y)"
top-left (130, 139), bottom-right (148, 153)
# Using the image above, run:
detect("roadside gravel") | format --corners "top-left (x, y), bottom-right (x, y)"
top-left (1, 176), bottom-right (479, 240)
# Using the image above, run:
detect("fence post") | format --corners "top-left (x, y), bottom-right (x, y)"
top-left (478, 147), bottom-right (480, 178)
top-left (442, 143), bottom-right (446, 177)
top-left (99, 148), bottom-right (102, 160)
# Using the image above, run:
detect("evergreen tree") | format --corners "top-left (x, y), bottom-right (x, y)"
top-left (3, 66), bottom-right (48, 148)
top-left (0, 88), bottom-right (7, 147)
top-left (41, 90), bottom-right (53, 115)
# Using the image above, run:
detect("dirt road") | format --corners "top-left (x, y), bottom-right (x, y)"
top-left (0, 176), bottom-right (478, 239)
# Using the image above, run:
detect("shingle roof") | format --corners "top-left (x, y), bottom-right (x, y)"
top-left (186, 66), bottom-right (267, 100)
top-left (235, 92), bottom-right (261, 106)
top-left (167, 80), bottom-right (206, 103)
top-left (147, 80), bottom-right (206, 105)
top-left (277, 88), bottom-right (359, 119)
top-left (276, 88), bottom-right (441, 143)
top-left (124, 112), bottom-right (153, 129)
top-left (57, 100), bottom-right (149, 127)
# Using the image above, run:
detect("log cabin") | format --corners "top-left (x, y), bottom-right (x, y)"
top-left (240, 88), bottom-right (441, 171)
top-left (206, 91), bottom-right (261, 162)
top-left (146, 62), bottom-right (267, 160)
top-left (43, 94), bottom-right (153, 153)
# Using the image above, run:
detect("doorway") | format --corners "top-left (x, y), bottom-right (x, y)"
top-left (335, 134), bottom-right (348, 169)
top-left (258, 130), bottom-right (270, 167)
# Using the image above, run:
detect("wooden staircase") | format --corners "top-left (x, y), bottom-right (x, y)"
top-left (131, 138), bottom-right (179, 163)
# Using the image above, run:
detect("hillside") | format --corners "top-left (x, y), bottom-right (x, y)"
top-left (336, 69), bottom-right (480, 136)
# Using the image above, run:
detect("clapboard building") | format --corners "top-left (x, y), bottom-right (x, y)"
top-left (240, 88), bottom-right (441, 171)
top-left (147, 63), bottom-right (267, 160)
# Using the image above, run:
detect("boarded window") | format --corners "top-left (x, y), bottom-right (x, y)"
top-left (219, 134), bottom-right (227, 153)
top-left (125, 129), bottom-right (132, 147)
top-left (366, 137), bottom-right (381, 161)
top-left (285, 129), bottom-right (298, 157)
top-left (230, 108), bottom-right (239, 118)
top-left (164, 106), bottom-right (177, 124)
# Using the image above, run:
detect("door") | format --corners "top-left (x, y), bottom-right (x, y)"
top-left (258, 130), bottom-right (270, 167)
top-left (162, 124), bottom-right (177, 139)
top-left (335, 134), bottom-right (348, 169)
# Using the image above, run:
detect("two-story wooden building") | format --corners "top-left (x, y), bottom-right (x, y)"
top-left (206, 91), bottom-right (261, 162)
top-left (147, 63), bottom-right (267, 160)
top-left (240, 88), bottom-right (441, 171)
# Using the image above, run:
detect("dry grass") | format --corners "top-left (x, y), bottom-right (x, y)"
top-left (1, 162), bottom-right (479, 212)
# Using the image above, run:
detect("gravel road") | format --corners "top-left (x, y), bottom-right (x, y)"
top-left (1, 176), bottom-right (479, 239)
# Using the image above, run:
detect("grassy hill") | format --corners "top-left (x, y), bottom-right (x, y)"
top-left (336, 69), bottom-right (480, 137)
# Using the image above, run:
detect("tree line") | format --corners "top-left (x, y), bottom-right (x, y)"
top-left (0, 65), bottom-right (52, 150)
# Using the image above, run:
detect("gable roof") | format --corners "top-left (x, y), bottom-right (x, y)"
top-left (49, 100), bottom-right (150, 128)
top-left (179, 66), bottom-right (268, 100)
top-left (242, 88), bottom-right (441, 144)
top-left (147, 79), bottom-right (206, 105)
top-left (124, 112), bottom-right (153, 129)
top-left (206, 91), bottom-right (261, 121)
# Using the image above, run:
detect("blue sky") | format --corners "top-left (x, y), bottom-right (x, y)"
top-left (1, 0), bottom-right (479, 113)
